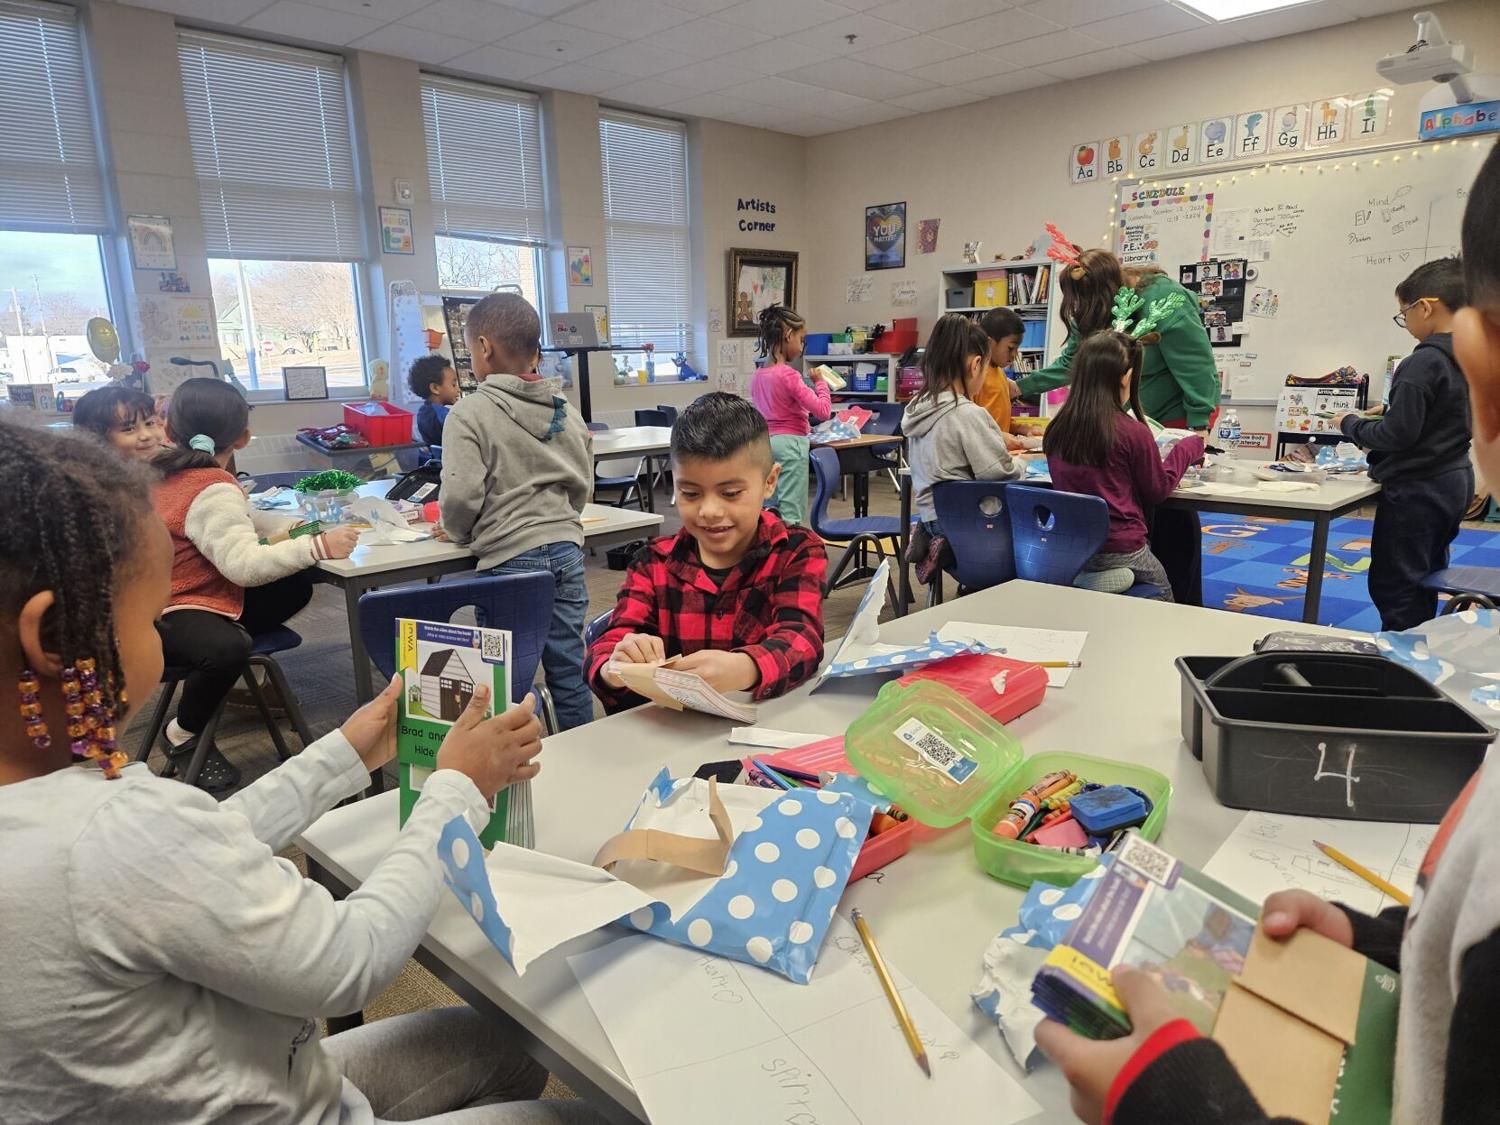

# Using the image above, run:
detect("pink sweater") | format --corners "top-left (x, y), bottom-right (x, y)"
top-left (750, 363), bottom-right (832, 437)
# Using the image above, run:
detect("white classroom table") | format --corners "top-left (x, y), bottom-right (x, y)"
top-left (288, 482), bottom-right (661, 704)
top-left (298, 580), bottom-right (1339, 1124)
top-left (894, 466), bottom-right (1382, 625)
top-left (590, 426), bottom-right (674, 514)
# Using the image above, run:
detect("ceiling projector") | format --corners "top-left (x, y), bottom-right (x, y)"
top-left (1376, 10), bottom-right (1475, 102)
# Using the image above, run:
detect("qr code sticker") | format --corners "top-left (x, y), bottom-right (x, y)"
top-left (481, 630), bottom-right (506, 663)
top-left (894, 718), bottom-right (979, 784)
top-left (1117, 834), bottom-right (1173, 886)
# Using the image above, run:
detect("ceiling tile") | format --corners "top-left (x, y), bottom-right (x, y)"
top-left (788, 12), bottom-right (912, 56)
top-left (715, 76), bottom-right (835, 109)
top-left (1017, 0), bottom-right (1155, 25)
top-left (799, 86), bottom-right (880, 115)
top-left (350, 23), bottom-right (474, 62)
top-left (1229, 0), bottom-right (1354, 41)
top-left (659, 56), bottom-right (768, 91)
top-left (961, 67), bottom-right (1054, 96)
top-left (714, 38), bottom-right (825, 75)
top-left (120, 0), bottom-right (277, 22)
top-left (555, 0), bottom-right (687, 40)
top-left (660, 0), bottom-right (740, 13)
top-left (931, 7), bottom-right (1063, 50)
top-left (400, 0), bottom-right (542, 42)
top-left (1131, 21), bottom-right (1244, 61)
top-left (1338, 0), bottom-right (1425, 12)
top-left (603, 76), bottom-right (698, 107)
top-left (661, 90), bottom-right (747, 119)
top-left (800, 115), bottom-right (859, 135)
top-left (909, 51), bottom-right (1011, 87)
top-left (714, 0), bottom-right (853, 36)
top-left (890, 85), bottom-right (986, 112)
top-left (867, 0), bottom-right (1005, 33)
top-left (1075, 4), bottom-right (1205, 44)
top-left (501, 0), bottom-right (592, 14)
top-left (781, 56), bottom-right (937, 99)
top-left (827, 100), bottom-right (913, 126)
top-left (529, 61), bottom-right (634, 92)
top-left (1036, 44), bottom-right (1147, 79)
top-left (586, 40), bottom-right (690, 78)
top-left (848, 33), bottom-right (967, 71)
top-left (648, 17), bottom-right (770, 58)
top-left (302, 0), bottom-right (430, 19)
top-left (988, 27), bottom-right (1106, 66)
top-left (243, 0), bottom-right (383, 44)
top-left (500, 19), bottom-right (624, 61)
top-left (446, 42), bottom-right (560, 80)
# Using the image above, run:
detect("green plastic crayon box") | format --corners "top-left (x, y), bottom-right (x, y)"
top-left (845, 680), bottom-right (1171, 887)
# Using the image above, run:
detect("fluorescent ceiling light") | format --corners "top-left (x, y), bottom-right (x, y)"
top-left (1176, 0), bottom-right (1314, 20)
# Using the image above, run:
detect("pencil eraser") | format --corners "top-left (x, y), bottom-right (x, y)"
top-left (1032, 818), bottom-right (1088, 849)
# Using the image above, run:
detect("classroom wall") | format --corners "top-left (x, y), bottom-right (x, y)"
top-left (800, 0), bottom-right (1500, 439)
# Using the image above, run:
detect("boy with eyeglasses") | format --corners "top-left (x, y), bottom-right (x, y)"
top-left (1334, 257), bottom-right (1472, 629)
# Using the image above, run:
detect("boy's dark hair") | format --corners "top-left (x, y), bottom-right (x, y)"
top-left (0, 420), bottom-right (154, 730)
top-left (72, 385), bottom-right (156, 438)
top-left (407, 355), bottom-right (452, 401)
top-left (1464, 141), bottom-right (1500, 309)
top-left (154, 377), bottom-right (250, 477)
top-left (466, 293), bottom-right (541, 361)
top-left (671, 392), bottom-right (771, 468)
top-left (916, 314), bottom-right (990, 401)
top-left (979, 307), bottom-right (1024, 343)
top-left (756, 305), bottom-right (806, 359)
top-left (1396, 256), bottom-right (1467, 310)
top-left (1043, 331), bottom-right (1145, 469)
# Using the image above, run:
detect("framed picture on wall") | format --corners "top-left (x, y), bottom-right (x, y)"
top-left (865, 202), bottom-right (906, 271)
top-left (127, 214), bottom-right (176, 271)
top-left (728, 247), bottom-right (799, 337)
top-left (379, 206), bottom-right (414, 254)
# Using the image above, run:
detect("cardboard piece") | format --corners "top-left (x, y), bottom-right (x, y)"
top-left (593, 777), bottom-right (733, 876)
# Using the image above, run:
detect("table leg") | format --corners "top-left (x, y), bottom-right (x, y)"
top-left (641, 457), bottom-right (656, 514)
top-left (1303, 513), bottom-right (1331, 624)
top-left (896, 472), bottom-right (912, 616)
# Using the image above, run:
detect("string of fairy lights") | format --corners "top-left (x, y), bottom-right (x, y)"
top-left (1098, 135), bottom-right (1492, 246)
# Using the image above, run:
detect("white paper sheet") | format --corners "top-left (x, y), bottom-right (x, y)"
top-left (729, 727), bottom-right (827, 749)
top-left (1202, 811), bottom-right (1431, 916)
top-left (569, 917), bottom-right (1042, 1125)
top-left (935, 623), bottom-right (1088, 687)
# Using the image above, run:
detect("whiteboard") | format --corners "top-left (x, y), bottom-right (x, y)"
top-left (1114, 140), bottom-right (1487, 402)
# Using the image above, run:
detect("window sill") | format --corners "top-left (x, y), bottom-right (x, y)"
top-left (245, 388), bottom-right (371, 406)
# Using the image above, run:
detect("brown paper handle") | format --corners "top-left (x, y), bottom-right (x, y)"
top-left (592, 777), bottom-right (734, 876)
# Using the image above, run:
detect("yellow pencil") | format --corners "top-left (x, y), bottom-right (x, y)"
top-left (1036, 660), bottom-right (1082, 669)
top-left (850, 908), bottom-right (930, 1078)
top-left (1313, 840), bottom-right (1412, 906)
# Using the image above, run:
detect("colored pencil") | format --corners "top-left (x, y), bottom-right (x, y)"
top-left (1035, 660), bottom-right (1082, 669)
top-left (750, 758), bottom-right (798, 790)
top-left (850, 908), bottom-right (931, 1078)
top-left (766, 763), bottom-right (821, 785)
top-left (1313, 840), bottom-right (1412, 906)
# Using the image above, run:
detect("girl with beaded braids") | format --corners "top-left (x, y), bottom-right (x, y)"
top-left (0, 421), bottom-right (597, 1124)
top-left (749, 303), bottom-right (829, 526)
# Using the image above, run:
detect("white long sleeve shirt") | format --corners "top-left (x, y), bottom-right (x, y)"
top-left (0, 733), bottom-right (490, 1123)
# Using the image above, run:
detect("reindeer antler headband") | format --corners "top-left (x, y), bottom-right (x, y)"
top-left (1044, 223), bottom-right (1087, 280)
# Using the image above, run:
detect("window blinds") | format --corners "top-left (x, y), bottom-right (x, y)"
top-left (599, 111), bottom-right (690, 353)
top-left (0, 0), bottom-right (106, 233)
top-left (178, 32), bottom-right (363, 260)
top-left (422, 76), bottom-right (545, 246)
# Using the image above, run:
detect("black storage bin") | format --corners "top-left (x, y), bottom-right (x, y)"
top-left (605, 539), bottom-right (648, 570)
top-left (1177, 652), bottom-right (1493, 823)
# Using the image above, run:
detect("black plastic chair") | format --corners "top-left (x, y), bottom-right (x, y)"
top-left (589, 421), bottom-right (646, 510)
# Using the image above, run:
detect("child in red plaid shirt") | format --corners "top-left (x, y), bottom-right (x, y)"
top-left (587, 393), bottom-right (827, 713)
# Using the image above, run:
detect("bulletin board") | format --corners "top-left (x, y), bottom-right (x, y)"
top-left (1114, 139), bottom-right (1487, 403)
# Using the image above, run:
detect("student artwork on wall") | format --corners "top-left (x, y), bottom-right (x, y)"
top-left (864, 202), bottom-right (905, 270)
top-left (379, 206), bottom-right (414, 255)
top-left (917, 217), bottom-right (940, 254)
top-left (127, 214), bottom-right (176, 271)
top-left (567, 247), bottom-right (593, 287)
top-left (727, 247), bottom-right (798, 336)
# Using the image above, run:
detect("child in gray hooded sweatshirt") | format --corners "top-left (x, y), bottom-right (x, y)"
top-left (902, 314), bottom-right (1022, 537)
top-left (440, 294), bottom-right (596, 730)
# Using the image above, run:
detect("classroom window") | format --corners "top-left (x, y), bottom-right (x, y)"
top-left (1, 0), bottom-right (117, 387)
top-left (435, 235), bottom-right (543, 311)
top-left (599, 110), bottom-right (691, 360)
top-left (179, 31), bottom-right (368, 395)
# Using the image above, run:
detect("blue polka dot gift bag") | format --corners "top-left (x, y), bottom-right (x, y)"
top-left (436, 768), bottom-right (872, 983)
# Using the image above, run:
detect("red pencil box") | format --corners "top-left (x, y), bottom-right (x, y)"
top-left (896, 653), bottom-right (1048, 724)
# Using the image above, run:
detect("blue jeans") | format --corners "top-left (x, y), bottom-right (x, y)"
top-left (489, 543), bottom-right (594, 731)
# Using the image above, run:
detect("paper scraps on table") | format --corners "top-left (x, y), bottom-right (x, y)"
top-left (934, 622), bottom-right (1087, 687)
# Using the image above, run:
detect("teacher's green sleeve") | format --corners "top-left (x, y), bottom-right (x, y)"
top-left (1154, 308), bottom-right (1220, 430)
top-left (1016, 329), bottom-right (1078, 396)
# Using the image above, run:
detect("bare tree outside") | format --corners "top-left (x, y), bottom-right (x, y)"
top-left (436, 235), bottom-right (538, 303)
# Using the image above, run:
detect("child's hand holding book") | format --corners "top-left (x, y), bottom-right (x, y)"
top-left (433, 684), bottom-right (544, 799)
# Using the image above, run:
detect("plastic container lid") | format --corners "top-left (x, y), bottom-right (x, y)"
top-left (844, 680), bottom-right (1022, 828)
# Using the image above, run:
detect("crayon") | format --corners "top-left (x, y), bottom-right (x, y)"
top-left (870, 812), bottom-right (901, 836)
top-left (993, 770), bottom-right (1076, 838)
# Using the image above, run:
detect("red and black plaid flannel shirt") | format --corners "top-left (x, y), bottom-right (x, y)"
top-left (586, 512), bottom-right (828, 713)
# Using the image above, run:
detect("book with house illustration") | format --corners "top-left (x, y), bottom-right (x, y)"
top-left (397, 618), bottom-right (514, 847)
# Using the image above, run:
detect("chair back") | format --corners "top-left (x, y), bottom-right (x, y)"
top-left (654, 405), bottom-right (679, 423)
top-left (634, 408), bottom-right (672, 429)
top-left (583, 610), bottom-right (614, 650)
top-left (587, 421), bottom-right (609, 432)
top-left (931, 480), bottom-right (1015, 591)
top-left (863, 401), bottom-right (904, 436)
top-left (357, 571), bottom-right (555, 706)
top-left (808, 445), bottom-right (841, 536)
top-left (1006, 484), bottom-right (1108, 586)
top-left (243, 470), bottom-right (311, 489)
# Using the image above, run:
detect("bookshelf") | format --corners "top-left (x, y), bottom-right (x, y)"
top-left (802, 353), bottom-right (900, 404)
top-left (937, 260), bottom-right (1058, 408)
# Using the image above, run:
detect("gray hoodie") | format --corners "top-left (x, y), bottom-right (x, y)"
top-left (439, 375), bottom-right (592, 569)
top-left (902, 389), bottom-right (1021, 521)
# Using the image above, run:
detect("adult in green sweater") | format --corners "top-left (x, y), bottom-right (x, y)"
top-left (1011, 244), bottom-right (1221, 603)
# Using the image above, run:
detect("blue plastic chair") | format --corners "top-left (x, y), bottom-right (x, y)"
top-left (809, 445), bottom-right (901, 594)
top-left (634, 408), bottom-right (672, 428)
top-left (589, 421), bottom-right (646, 510)
top-left (1006, 484), bottom-right (1166, 599)
top-left (1424, 567), bottom-right (1500, 614)
top-left (931, 480), bottom-right (1016, 604)
top-left (654, 405), bottom-right (679, 424)
top-left (357, 571), bottom-right (559, 732)
top-left (584, 610), bottom-right (614, 650)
